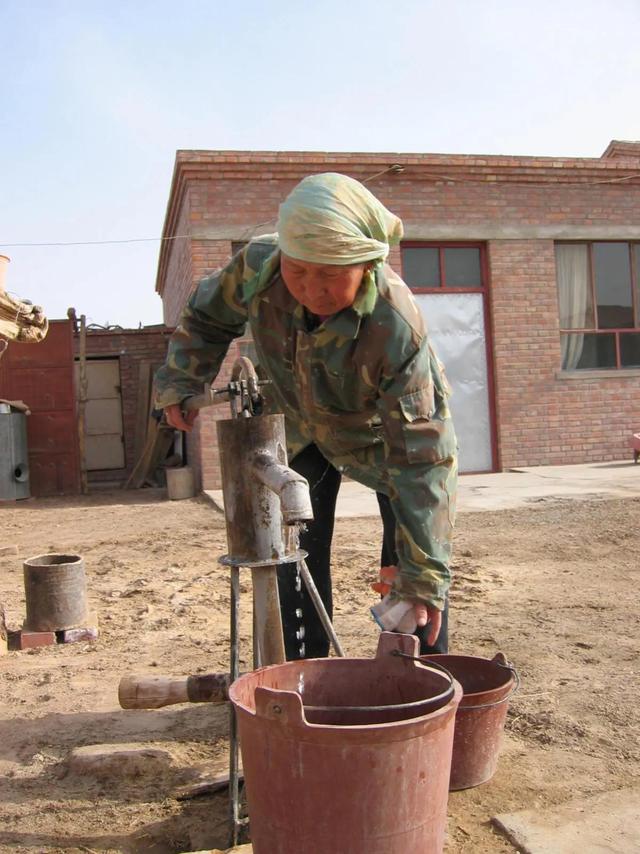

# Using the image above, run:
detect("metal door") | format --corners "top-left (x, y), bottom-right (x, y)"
top-left (75, 359), bottom-right (125, 470)
top-left (0, 406), bottom-right (30, 500)
top-left (414, 293), bottom-right (494, 472)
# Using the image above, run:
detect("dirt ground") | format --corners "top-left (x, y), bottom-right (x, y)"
top-left (0, 489), bottom-right (639, 853)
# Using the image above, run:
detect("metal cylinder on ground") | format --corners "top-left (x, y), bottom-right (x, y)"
top-left (0, 403), bottom-right (30, 501)
top-left (23, 553), bottom-right (88, 631)
top-left (166, 465), bottom-right (196, 500)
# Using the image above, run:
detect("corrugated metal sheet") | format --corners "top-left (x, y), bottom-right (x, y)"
top-left (0, 320), bottom-right (80, 496)
top-left (0, 410), bottom-right (30, 500)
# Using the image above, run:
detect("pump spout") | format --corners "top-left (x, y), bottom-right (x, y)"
top-left (252, 451), bottom-right (314, 524)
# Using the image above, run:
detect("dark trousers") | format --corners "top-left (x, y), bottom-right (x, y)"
top-left (277, 443), bottom-right (449, 660)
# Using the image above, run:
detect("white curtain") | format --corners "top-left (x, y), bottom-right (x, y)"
top-left (556, 244), bottom-right (590, 370)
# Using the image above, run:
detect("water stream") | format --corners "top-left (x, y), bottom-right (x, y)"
top-left (287, 523), bottom-right (307, 659)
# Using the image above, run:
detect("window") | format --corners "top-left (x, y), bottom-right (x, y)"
top-left (401, 244), bottom-right (483, 290)
top-left (556, 242), bottom-right (640, 370)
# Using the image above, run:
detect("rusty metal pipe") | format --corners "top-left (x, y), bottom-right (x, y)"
top-left (298, 558), bottom-right (345, 657)
top-left (251, 451), bottom-right (313, 524)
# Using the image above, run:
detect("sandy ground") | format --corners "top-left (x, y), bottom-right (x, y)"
top-left (0, 490), bottom-right (639, 853)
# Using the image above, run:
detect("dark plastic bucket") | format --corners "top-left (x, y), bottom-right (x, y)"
top-left (229, 632), bottom-right (462, 854)
top-left (422, 652), bottom-right (517, 790)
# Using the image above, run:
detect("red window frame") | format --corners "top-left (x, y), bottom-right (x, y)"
top-left (400, 241), bottom-right (489, 294)
top-left (557, 240), bottom-right (640, 370)
top-left (400, 241), bottom-right (498, 472)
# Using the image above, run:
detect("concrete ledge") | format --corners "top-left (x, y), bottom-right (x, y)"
top-left (204, 460), bottom-right (640, 518)
top-left (493, 787), bottom-right (640, 853)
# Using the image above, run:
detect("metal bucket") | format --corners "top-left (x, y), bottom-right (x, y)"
top-left (0, 406), bottom-right (30, 501)
top-left (229, 633), bottom-right (462, 854)
top-left (422, 652), bottom-right (517, 791)
top-left (166, 466), bottom-right (195, 500)
top-left (23, 553), bottom-right (88, 631)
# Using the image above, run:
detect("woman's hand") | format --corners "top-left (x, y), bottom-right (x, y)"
top-left (412, 602), bottom-right (442, 647)
top-left (372, 564), bottom-right (443, 644)
top-left (164, 403), bottom-right (199, 433)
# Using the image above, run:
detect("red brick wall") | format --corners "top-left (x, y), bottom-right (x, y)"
top-left (0, 320), bottom-right (81, 497)
top-left (191, 238), bottom-right (235, 290)
top-left (74, 327), bottom-right (173, 483)
top-left (171, 153), bottom-right (640, 235)
top-left (162, 187), bottom-right (255, 327)
top-left (490, 240), bottom-right (640, 467)
top-left (157, 151), bottom-right (640, 480)
top-left (489, 240), bottom-right (564, 467)
top-left (186, 338), bottom-right (245, 491)
top-left (166, 218), bottom-right (254, 489)
top-left (162, 200), bottom-right (193, 327)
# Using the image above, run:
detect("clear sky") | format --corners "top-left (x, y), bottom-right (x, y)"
top-left (1, 0), bottom-right (638, 328)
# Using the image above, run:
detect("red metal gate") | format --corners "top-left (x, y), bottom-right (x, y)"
top-left (0, 320), bottom-right (80, 496)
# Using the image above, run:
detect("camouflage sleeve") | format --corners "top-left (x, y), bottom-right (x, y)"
top-left (154, 247), bottom-right (254, 408)
top-left (376, 336), bottom-right (458, 610)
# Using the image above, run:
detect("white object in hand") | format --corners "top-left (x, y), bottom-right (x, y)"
top-left (370, 594), bottom-right (417, 633)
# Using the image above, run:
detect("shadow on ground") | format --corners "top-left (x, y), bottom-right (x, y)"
top-left (0, 798), bottom-right (234, 853)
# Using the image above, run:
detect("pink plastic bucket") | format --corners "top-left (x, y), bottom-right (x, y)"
top-left (230, 633), bottom-right (462, 854)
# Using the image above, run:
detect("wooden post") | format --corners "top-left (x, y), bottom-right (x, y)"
top-left (0, 604), bottom-right (8, 656)
top-left (118, 672), bottom-right (231, 709)
top-left (77, 314), bottom-right (89, 495)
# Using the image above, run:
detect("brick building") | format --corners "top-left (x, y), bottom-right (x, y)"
top-left (155, 142), bottom-right (640, 489)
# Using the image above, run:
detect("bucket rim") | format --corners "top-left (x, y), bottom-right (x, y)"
top-left (421, 653), bottom-right (517, 706)
top-left (231, 682), bottom-right (463, 733)
top-left (24, 553), bottom-right (83, 567)
top-left (229, 658), bottom-right (464, 732)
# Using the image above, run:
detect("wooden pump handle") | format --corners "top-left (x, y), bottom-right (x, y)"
top-left (118, 672), bottom-right (231, 709)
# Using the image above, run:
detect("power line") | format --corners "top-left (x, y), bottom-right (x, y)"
top-left (0, 234), bottom-right (190, 248)
top-left (0, 167), bottom-right (402, 247)
top-left (3, 167), bottom-right (639, 250)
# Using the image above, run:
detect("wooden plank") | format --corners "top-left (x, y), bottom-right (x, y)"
top-left (174, 769), bottom-right (244, 801)
top-left (251, 567), bottom-right (286, 665)
top-left (133, 360), bottom-right (152, 464)
top-left (77, 314), bottom-right (88, 494)
top-left (124, 419), bottom-right (174, 489)
top-left (0, 605), bottom-right (7, 655)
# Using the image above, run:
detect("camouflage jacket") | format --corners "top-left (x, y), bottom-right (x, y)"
top-left (155, 236), bottom-right (458, 609)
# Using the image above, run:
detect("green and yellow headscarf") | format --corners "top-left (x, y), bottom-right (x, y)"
top-left (277, 172), bottom-right (403, 266)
